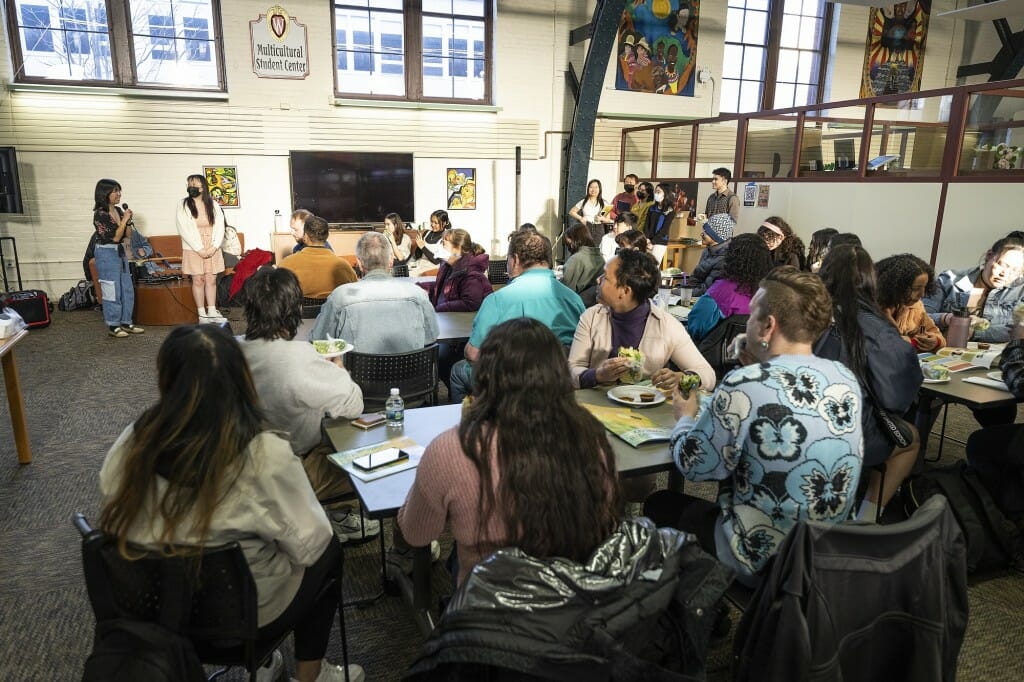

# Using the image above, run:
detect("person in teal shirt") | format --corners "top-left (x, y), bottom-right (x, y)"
top-left (449, 230), bottom-right (584, 401)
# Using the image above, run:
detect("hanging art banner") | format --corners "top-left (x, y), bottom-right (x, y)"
top-left (250, 6), bottom-right (310, 79)
top-left (616, 0), bottom-right (699, 96)
top-left (204, 166), bottom-right (240, 208)
top-left (447, 168), bottom-right (476, 210)
top-left (859, 1), bottom-right (931, 100)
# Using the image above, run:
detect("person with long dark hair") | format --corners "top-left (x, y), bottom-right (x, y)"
top-left (686, 233), bottom-right (772, 342)
top-left (415, 209), bottom-right (452, 265)
top-left (99, 325), bottom-right (363, 682)
top-left (817, 245), bottom-right (922, 520)
top-left (644, 182), bottom-right (676, 265)
top-left (398, 317), bottom-right (623, 585)
top-left (176, 174), bottom-right (226, 323)
top-left (569, 179), bottom-right (614, 245)
top-left (632, 181), bottom-right (656, 231)
top-left (92, 178), bottom-right (145, 337)
top-left (757, 216), bottom-right (806, 270)
top-left (876, 253), bottom-right (944, 352)
top-left (383, 212), bottom-right (412, 265)
top-left (806, 227), bottom-right (838, 272)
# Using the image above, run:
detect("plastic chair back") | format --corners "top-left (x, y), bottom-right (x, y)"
top-left (392, 263), bottom-right (410, 278)
top-left (345, 344), bottom-right (439, 408)
top-left (487, 260), bottom-right (509, 285)
top-left (302, 296), bottom-right (327, 319)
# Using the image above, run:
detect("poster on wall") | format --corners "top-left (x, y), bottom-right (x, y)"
top-left (670, 181), bottom-right (698, 225)
top-left (743, 182), bottom-right (757, 207)
top-left (447, 168), bottom-right (476, 210)
top-left (757, 184), bottom-right (770, 208)
top-left (204, 166), bottom-right (240, 208)
top-left (859, 1), bottom-right (930, 101)
top-left (250, 6), bottom-right (310, 79)
top-left (616, 0), bottom-right (699, 96)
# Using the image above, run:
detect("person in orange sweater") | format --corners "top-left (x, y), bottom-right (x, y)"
top-left (279, 214), bottom-right (357, 299)
top-left (876, 253), bottom-right (945, 352)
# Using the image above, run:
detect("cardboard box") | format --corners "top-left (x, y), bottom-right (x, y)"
top-left (668, 215), bottom-right (702, 240)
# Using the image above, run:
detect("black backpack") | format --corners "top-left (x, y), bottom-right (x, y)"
top-left (58, 280), bottom-right (98, 311)
top-left (82, 618), bottom-right (206, 682)
top-left (902, 461), bottom-right (1024, 574)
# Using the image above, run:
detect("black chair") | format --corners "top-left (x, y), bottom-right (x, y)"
top-left (486, 259), bottom-right (509, 285)
top-left (345, 344), bottom-right (439, 409)
top-left (391, 263), bottom-right (410, 278)
top-left (74, 513), bottom-right (352, 682)
top-left (302, 296), bottom-right (328, 319)
top-left (696, 313), bottom-right (749, 381)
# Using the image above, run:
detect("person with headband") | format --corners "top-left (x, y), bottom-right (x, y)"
top-left (757, 216), bottom-right (806, 270)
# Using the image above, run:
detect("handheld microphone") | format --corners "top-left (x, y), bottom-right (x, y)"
top-left (122, 203), bottom-right (134, 227)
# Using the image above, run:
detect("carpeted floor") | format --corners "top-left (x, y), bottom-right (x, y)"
top-left (0, 309), bottom-right (1022, 681)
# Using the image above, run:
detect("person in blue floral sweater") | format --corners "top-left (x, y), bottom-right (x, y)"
top-left (645, 267), bottom-right (864, 586)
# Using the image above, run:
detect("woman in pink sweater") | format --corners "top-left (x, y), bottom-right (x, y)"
top-left (397, 317), bottom-right (623, 585)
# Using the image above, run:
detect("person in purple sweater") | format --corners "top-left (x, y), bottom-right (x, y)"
top-left (429, 228), bottom-right (493, 312)
top-left (686, 233), bottom-right (773, 343)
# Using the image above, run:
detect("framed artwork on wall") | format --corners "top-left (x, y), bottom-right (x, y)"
top-left (203, 166), bottom-right (240, 208)
top-left (447, 168), bottom-right (476, 210)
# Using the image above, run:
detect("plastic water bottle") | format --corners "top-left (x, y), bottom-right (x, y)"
top-left (385, 388), bottom-right (405, 427)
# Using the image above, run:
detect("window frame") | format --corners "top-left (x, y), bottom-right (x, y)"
top-left (721, 0), bottom-right (834, 114)
top-left (4, 0), bottom-right (227, 92)
top-left (331, 0), bottom-right (493, 105)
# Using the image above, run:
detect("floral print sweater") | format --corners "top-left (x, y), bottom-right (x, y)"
top-left (670, 354), bottom-right (863, 585)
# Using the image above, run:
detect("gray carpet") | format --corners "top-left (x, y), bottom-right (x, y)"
top-left (0, 309), bottom-right (1022, 681)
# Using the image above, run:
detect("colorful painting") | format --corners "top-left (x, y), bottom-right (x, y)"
top-left (859, 1), bottom-right (931, 100)
top-left (203, 166), bottom-right (240, 208)
top-left (668, 180), bottom-right (698, 225)
top-left (446, 168), bottom-right (476, 210)
top-left (616, 0), bottom-right (699, 97)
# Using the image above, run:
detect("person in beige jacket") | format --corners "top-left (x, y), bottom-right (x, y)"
top-left (568, 249), bottom-right (715, 392)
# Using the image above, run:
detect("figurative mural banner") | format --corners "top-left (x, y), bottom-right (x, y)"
top-left (616, 0), bottom-right (699, 96)
top-left (447, 168), bottom-right (476, 210)
top-left (203, 166), bottom-right (240, 208)
top-left (859, 1), bottom-right (931, 101)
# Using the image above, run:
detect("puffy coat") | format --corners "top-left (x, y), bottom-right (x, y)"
top-left (430, 252), bottom-right (493, 312)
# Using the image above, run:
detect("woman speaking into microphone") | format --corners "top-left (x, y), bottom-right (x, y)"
top-left (176, 174), bottom-right (227, 323)
top-left (92, 178), bottom-right (145, 338)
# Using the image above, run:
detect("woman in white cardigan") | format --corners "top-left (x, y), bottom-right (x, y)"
top-left (176, 174), bottom-right (226, 323)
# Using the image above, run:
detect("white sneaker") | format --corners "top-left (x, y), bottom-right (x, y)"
top-left (205, 307), bottom-right (227, 324)
top-left (328, 509), bottom-right (381, 543)
top-left (291, 661), bottom-right (366, 682)
top-left (256, 649), bottom-right (284, 682)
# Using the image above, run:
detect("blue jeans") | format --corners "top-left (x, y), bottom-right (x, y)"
top-left (449, 360), bottom-right (474, 403)
top-left (94, 243), bottom-right (134, 327)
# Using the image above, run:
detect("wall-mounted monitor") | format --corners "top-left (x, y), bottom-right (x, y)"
top-left (0, 147), bottom-right (24, 214)
top-left (290, 151), bottom-right (414, 226)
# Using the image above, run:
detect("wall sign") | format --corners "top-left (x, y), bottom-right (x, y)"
top-left (250, 6), bottom-right (309, 79)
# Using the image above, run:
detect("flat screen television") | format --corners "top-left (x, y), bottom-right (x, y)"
top-left (290, 151), bottom-right (414, 226)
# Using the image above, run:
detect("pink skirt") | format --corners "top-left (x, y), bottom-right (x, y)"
top-left (181, 225), bottom-right (225, 275)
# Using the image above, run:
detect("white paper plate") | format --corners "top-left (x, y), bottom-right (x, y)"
top-left (314, 341), bottom-right (354, 359)
top-left (607, 385), bottom-right (667, 407)
top-left (987, 371), bottom-right (1005, 383)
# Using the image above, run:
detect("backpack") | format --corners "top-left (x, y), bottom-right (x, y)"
top-left (82, 618), bottom-right (205, 682)
top-left (58, 280), bottom-right (98, 311)
top-left (902, 461), bottom-right (1024, 574)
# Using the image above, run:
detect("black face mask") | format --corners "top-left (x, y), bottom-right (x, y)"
top-left (187, 187), bottom-right (201, 198)
top-left (623, 183), bottom-right (635, 192)
top-left (636, 190), bottom-right (647, 200)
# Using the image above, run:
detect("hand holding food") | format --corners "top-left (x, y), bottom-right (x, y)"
top-left (618, 346), bottom-right (644, 384)
top-left (651, 368), bottom-right (679, 391)
top-left (595, 356), bottom-right (631, 384)
top-left (970, 315), bottom-right (990, 332)
top-left (672, 383), bottom-right (699, 420)
top-left (678, 371), bottom-right (701, 397)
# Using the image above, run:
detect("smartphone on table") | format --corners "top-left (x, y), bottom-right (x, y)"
top-left (352, 447), bottom-right (409, 472)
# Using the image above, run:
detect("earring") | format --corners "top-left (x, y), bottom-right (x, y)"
top-left (760, 340), bottom-right (769, 350)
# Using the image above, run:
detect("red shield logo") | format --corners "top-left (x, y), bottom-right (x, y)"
top-left (270, 13), bottom-right (286, 38)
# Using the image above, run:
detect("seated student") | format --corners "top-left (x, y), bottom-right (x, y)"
top-left (289, 209), bottom-right (312, 254)
top-left (818, 246), bottom-right (922, 520)
top-left (240, 267), bottom-right (376, 543)
top-left (757, 216), bottom-right (806, 270)
top-left (686, 233), bottom-right (772, 343)
top-left (398, 317), bottom-right (623, 585)
top-left (644, 267), bottom-right (863, 586)
top-left (875, 253), bottom-right (945, 352)
top-left (311, 231), bottom-right (439, 353)
top-left (562, 223), bottom-right (605, 295)
top-left (415, 209), bottom-right (452, 265)
top-left (614, 229), bottom-right (650, 254)
top-left (279, 214), bottom-right (358, 299)
top-left (429, 229), bottom-right (493, 312)
top-left (924, 234), bottom-right (1024, 344)
top-left (99, 324), bottom-right (363, 682)
top-left (568, 249), bottom-right (715, 390)
top-left (450, 231), bottom-right (584, 402)
top-left (689, 213), bottom-right (735, 296)
top-left (602, 211), bottom-right (637, 261)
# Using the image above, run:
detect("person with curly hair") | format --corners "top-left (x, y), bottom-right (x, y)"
top-left (686, 233), bottom-right (772, 342)
top-left (875, 254), bottom-right (944, 352)
top-left (758, 216), bottom-right (806, 270)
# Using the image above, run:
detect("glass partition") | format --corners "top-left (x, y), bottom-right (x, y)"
top-left (695, 120), bottom-right (738, 178)
top-left (654, 124), bottom-right (693, 179)
top-left (870, 95), bottom-right (950, 178)
top-left (959, 87), bottom-right (1024, 176)
top-left (742, 117), bottom-right (799, 179)
top-left (623, 128), bottom-right (656, 179)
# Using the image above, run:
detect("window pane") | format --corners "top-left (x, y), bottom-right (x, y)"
top-left (335, 6), bottom-right (405, 96)
top-left (738, 80), bottom-right (762, 113)
top-left (802, 0), bottom-right (824, 16)
top-left (794, 83), bottom-right (811, 106)
top-left (720, 79), bottom-right (740, 114)
top-left (422, 16), bottom-right (484, 100)
top-left (774, 82), bottom-right (795, 109)
top-left (722, 44), bottom-right (743, 79)
top-left (15, 0), bottom-right (114, 81)
top-left (336, 0), bottom-right (402, 8)
top-left (742, 9), bottom-right (768, 44)
top-left (780, 13), bottom-right (799, 49)
top-left (725, 7), bottom-right (744, 43)
top-left (130, 0), bottom-right (220, 88)
top-left (425, 0), bottom-right (485, 16)
top-left (797, 50), bottom-right (818, 83)
top-left (741, 47), bottom-right (764, 80)
top-left (799, 16), bottom-right (820, 49)
top-left (746, 0), bottom-right (769, 10)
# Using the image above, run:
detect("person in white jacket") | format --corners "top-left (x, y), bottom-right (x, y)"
top-left (99, 324), bottom-right (365, 682)
top-left (176, 174), bottom-right (226, 323)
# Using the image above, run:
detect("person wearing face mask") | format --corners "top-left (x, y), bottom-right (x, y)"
top-left (644, 182), bottom-right (676, 266)
top-left (429, 229), bottom-right (493, 313)
top-left (923, 234), bottom-right (1024, 344)
top-left (176, 174), bottom-right (226, 324)
top-left (632, 181), bottom-right (655, 232)
top-left (609, 173), bottom-right (639, 220)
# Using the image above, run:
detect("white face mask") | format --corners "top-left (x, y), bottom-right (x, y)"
top-left (654, 191), bottom-right (665, 203)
